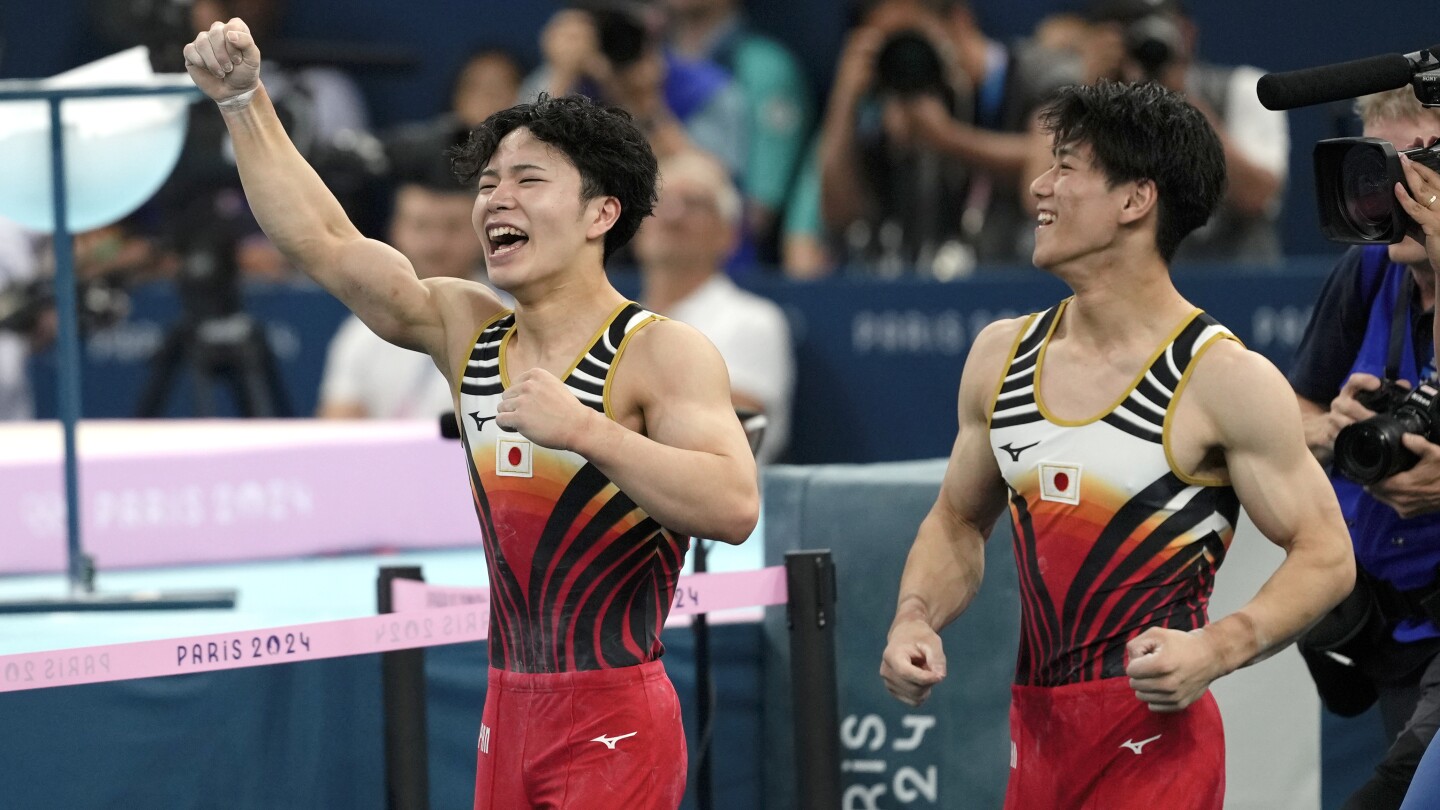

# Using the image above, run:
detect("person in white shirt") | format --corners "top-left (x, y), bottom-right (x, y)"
top-left (635, 149), bottom-right (794, 461)
top-left (0, 217), bottom-right (40, 420)
top-left (317, 180), bottom-right (490, 419)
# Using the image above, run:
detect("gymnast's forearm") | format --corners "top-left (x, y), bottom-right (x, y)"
top-left (218, 82), bottom-right (365, 283)
top-left (893, 507), bottom-right (988, 633)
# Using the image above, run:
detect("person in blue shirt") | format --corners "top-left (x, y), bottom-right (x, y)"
top-left (1289, 86), bottom-right (1440, 810)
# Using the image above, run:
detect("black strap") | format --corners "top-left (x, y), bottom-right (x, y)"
top-left (1385, 270), bottom-right (1415, 382)
top-left (1370, 565), bottom-right (1440, 628)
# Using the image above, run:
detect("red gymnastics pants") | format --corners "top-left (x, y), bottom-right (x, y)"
top-left (473, 659), bottom-right (687, 810)
top-left (1004, 677), bottom-right (1225, 810)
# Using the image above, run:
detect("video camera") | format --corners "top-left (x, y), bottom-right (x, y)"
top-left (1258, 44), bottom-right (1440, 244)
top-left (1315, 138), bottom-right (1440, 244)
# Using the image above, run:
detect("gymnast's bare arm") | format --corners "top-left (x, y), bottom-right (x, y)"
top-left (1125, 341), bottom-right (1356, 712)
top-left (182, 18), bottom-right (502, 377)
top-left (880, 318), bottom-right (1019, 707)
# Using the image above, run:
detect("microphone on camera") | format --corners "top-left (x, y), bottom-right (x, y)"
top-left (1257, 45), bottom-right (1440, 111)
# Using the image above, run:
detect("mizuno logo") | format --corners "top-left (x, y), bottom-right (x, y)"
top-left (1119, 734), bottom-right (1161, 755)
top-left (590, 731), bottom-right (637, 750)
top-left (468, 411), bottom-right (497, 431)
top-left (999, 441), bottom-right (1041, 462)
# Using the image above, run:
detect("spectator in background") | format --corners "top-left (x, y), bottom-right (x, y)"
top-left (0, 218), bottom-right (40, 420)
top-left (385, 47), bottom-right (523, 189)
top-left (520, 2), bottom-right (748, 179)
top-left (819, 0), bottom-right (1080, 277)
top-left (779, 136), bottom-right (834, 279)
top-left (1085, 0), bottom-right (1288, 266)
top-left (635, 150), bottom-right (794, 462)
top-left (1288, 87), bottom-right (1440, 810)
top-left (150, 0), bottom-right (383, 284)
top-left (317, 179), bottom-right (491, 419)
top-left (663, 0), bottom-right (814, 264)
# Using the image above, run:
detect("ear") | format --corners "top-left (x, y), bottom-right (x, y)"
top-left (585, 196), bottom-right (622, 242)
top-left (1118, 178), bottom-right (1158, 226)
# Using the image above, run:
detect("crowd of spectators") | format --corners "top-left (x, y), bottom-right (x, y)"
top-left (0, 0), bottom-right (1307, 459)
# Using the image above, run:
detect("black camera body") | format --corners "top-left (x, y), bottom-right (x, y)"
top-left (874, 30), bottom-right (948, 98)
top-left (1315, 137), bottom-right (1440, 244)
top-left (1123, 13), bottom-right (1184, 80)
top-left (571, 1), bottom-right (650, 67)
top-left (1334, 379), bottom-right (1440, 484)
top-left (0, 277), bottom-right (129, 336)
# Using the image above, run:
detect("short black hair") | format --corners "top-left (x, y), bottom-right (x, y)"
top-left (1038, 80), bottom-right (1225, 263)
top-left (451, 94), bottom-right (658, 264)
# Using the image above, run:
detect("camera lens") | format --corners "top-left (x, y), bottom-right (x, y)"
top-left (1340, 144), bottom-right (1395, 241)
top-left (1335, 416), bottom-right (1422, 484)
top-left (875, 31), bottom-right (947, 97)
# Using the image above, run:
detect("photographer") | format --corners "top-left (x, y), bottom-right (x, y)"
top-left (1086, 0), bottom-right (1288, 266)
top-left (383, 48), bottom-right (523, 192)
top-left (818, 0), bottom-right (1080, 276)
top-left (1289, 87), bottom-right (1440, 809)
top-left (520, 2), bottom-right (747, 178)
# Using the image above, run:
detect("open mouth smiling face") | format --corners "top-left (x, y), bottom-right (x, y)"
top-left (485, 224), bottom-right (529, 260)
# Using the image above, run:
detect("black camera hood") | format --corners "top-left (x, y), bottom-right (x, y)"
top-left (1314, 137), bottom-right (1440, 244)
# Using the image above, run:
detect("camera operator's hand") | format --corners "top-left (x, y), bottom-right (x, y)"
top-left (1333, 373), bottom-right (1390, 423)
top-left (833, 27), bottom-right (885, 105)
top-left (1302, 373), bottom-right (1386, 460)
top-left (182, 18), bottom-right (260, 106)
top-left (1370, 434), bottom-right (1440, 519)
top-left (541, 10), bottom-right (607, 94)
top-left (1396, 148), bottom-right (1440, 269)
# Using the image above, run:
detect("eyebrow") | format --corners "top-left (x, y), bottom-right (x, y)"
top-left (479, 162), bottom-right (548, 179)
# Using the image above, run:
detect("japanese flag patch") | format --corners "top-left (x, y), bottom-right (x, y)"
top-left (1039, 462), bottom-right (1081, 505)
top-left (497, 437), bottom-right (533, 478)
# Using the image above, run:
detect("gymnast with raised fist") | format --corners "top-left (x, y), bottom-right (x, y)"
top-left (184, 17), bottom-right (758, 810)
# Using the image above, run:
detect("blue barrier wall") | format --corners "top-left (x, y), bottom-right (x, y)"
top-left (0, 623), bottom-right (765, 810)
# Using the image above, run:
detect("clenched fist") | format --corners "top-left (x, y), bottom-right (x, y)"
top-left (880, 618), bottom-right (948, 707)
top-left (182, 18), bottom-right (261, 107)
top-left (1125, 626), bottom-right (1225, 712)
top-left (496, 368), bottom-right (599, 451)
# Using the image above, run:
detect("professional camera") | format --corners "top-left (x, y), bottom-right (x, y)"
top-left (1122, 13), bottom-right (1184, 80)
top-left (874, 30), bottom-right (949, 98)
top-left (1086, 0), bottom-right (1185, 81)
top-left (1334, 379), bottom-right (1440, 484)
top-left (1314, 137), bottom-right (1440, 244)
top-left (0, 276), bottom-right (129, 336)
top-left (571, 1), bottom-right (650, 67)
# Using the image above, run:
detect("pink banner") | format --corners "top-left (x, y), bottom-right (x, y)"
top-left (0, 420), bottom-right (479, 573)
top-left (0, 566), bottom-right (789, 693)
top-left (390, 566), bottom-right (789, 616)
top-left (0, 603), bottom-right (490, 694)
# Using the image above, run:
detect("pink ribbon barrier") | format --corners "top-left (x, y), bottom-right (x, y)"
top-left (0, 567), bottom-right (788, 694)
top-left (389, 566), bottom-right (788, 617)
